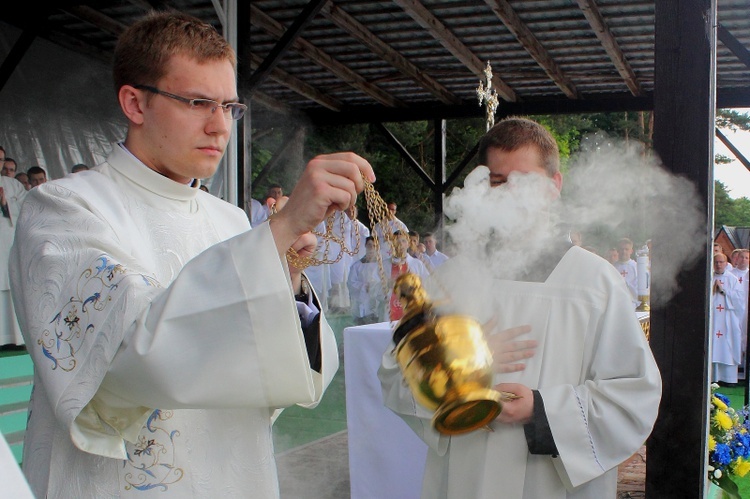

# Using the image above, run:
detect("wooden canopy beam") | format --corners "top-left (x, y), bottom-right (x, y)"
top-left (320, 2), bottom-right (461, 105)
top-left (249, 4), bottom-right (405, 108)
top-left (393, 0), bottom-right (517, 102)
top-left (62, 6), bottom-right (127, 38)
top-left (716, 128), bottom-right (750, 173)
top-left (374, 122), bottom-right (437, 190)
top-left (483, 0), bottom-right (579, 99)
top-left (306, 92), bottom-right (652, 125)
top-left (718, 24), bottom-right (750, 72)
top-left (0, 29), bottom-right (36, 93)
top-left (245, 0), bottom-right (329, 92)
top-left (444, 141), bottom-right (479, 191)
top-left (248, 51), bottom-right (343, 112)
top-left (250, 90), bottom-right (294, 114)
top-left (252, 126), bottom-right (306, 191)
top-left (575, 0), bottom-right (643, 96)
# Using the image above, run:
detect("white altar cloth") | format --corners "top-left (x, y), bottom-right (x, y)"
top-left (344, 322), bottom-right (427, 499)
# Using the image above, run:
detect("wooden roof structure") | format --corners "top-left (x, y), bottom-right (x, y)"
top-left (1, 0), bottom-right (749, 123)
top-left (0, 2), bottom-right (747, 498)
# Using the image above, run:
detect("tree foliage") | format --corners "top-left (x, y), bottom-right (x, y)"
top-left (716, 180), bottom-right (750, 227)
top-left (250, 109), bottom-right (750, 234)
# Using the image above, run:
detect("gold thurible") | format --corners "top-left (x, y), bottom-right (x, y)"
top-left (391, 273), bottom-right (505, 435)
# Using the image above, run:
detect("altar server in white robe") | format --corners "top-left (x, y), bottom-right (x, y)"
top-left (9, 11), bottom-right (375, 499)
top-left (0, 174), bottom-right (27, 346)
top-left (379, 117), bottom-right (661, 499)
top-left (326, 210), bottom-right (354, 313)
top-left (372, 206), bottom-right (409, 262)
top-left (713, 252), bottom-right (744, 384)
top-left (613, 238), bottom-right (638, 309)
top-left (422, 232), bottom-right (450, 269)
top-left (729, 249), bottom-right (749, 364)
top-left (348, 237), bottom-right (386, 324)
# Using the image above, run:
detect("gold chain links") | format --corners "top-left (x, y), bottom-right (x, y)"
top-left (277, 174), bottom-right (399, 298)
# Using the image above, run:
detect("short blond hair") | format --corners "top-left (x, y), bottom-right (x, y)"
top-left (113, 11), bottom-right (236, 94)
top-left (477, 117), bottom-right (560, 177)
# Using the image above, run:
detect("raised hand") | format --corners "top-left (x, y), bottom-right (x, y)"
top-left (269, 152), bottom-right (374, 255)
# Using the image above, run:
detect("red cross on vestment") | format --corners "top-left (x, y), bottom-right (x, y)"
top-left (716, 330), bottom-right (724, 338)
top-left (717, 304), bottom-right (725, 312)
top-left (620, 270), bottom-right (628, 278)
top-left (740, 276), bottom-right (744, 284)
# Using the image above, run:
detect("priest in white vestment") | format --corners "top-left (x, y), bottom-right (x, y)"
top-left (729, 249), bottom-right (749, 369)
top-left (712, 252), bottom-right (744, 384)
top-left (379, 117), bottom-right (661, 499)
top-left (613, 238), bottom-right (638, 309)
top-left (9, 11), bottom-right (375, 499)
top-left (0, 175), bottom-right (27, 346)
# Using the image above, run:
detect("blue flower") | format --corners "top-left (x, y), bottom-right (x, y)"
top-left (713, 443), bottom-right (733, 466)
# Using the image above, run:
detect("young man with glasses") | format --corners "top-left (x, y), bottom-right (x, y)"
top-left (10, 11), bottom-right (374, 498)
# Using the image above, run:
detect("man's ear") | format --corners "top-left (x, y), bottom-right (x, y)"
top-left (552, 171), bottom-right (563, 192)
top-left (119, 85), bottom-right (146, 125)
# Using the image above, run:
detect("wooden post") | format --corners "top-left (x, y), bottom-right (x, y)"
top-left (236, 0), bottom-right (251, 212)
top-left (433, 119), bottom-right (446, 230)
top-left (648, 1), bottom-right (716, 497)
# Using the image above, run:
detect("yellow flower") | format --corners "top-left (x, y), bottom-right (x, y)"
top-left (716, 411), bottom-right (734, 430)
top-left (714, 396), bottom-right (728, 411)
top-left (733, 458), bottom-right (750, 478)
top-left (709, 434), bottom-right (716, 451)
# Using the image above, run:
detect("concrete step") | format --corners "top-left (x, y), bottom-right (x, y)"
top-left (4, 429), bottom-right (25, 447)
top-left (0, 375), bottom-right (33, 389)
top-left (0, 400), bottom-right (29, 418)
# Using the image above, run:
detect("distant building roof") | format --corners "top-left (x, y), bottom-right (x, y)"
top-left (714, 225), bottom-right (750, 249)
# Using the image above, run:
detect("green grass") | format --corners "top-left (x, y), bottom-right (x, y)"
top-left (272, 314), bottom-right (355, 453)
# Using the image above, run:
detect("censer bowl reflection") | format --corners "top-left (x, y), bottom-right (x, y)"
top-left (392, 274), bottom-right (503, 435)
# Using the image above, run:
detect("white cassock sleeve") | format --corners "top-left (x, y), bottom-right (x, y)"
top-left (10, 184), bottom-right (337, 459)
top-left (539, 276), bottom-right (661, 489)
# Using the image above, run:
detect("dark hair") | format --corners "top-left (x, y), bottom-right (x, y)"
top-left (27, 166), bottom-right (46, 176)
top-left (113, 11), bottom-right (235, 94)
top-left (477, 116), bottom-right (560, 176)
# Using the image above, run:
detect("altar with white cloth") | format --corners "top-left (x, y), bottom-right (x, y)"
top-left (344, 321), bottom-right (427, 499)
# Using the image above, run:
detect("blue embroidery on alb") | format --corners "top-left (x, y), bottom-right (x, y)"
top-left (37, 255), bottom-right (157, 372)
top-left (123, 409), bottom-right (185, 492)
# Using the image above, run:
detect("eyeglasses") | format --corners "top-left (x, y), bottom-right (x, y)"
top-left (134, 85), bottom-right (247, 121)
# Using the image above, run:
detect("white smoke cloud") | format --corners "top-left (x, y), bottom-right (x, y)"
top-left (441, 133), bottom-right (706, 308)
top-left (563, 134), bottom-right (705, 306)
top-left (443, 165), bottom-right (561, 280)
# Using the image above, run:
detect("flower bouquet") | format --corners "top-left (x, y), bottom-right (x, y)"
top-left (708, 383), bottom-right (750, 498)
